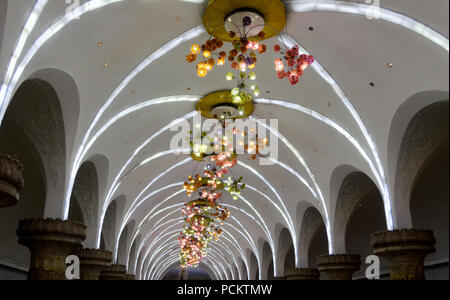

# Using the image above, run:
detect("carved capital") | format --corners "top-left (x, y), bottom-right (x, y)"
top-left (286, 268), bottom-right (320, 280)
top-left (371, 229), bottom-right (436, 280)
top-left (99, 264), bottom-right (127, 280)
top-left (0, 154), bottom-right (24, 208)
top-left (16, 218), bottom-right (86, 280)
top-left (317, 254), bottom-right (361, 280)
top-left (76, 248), bottom-right (112, 280)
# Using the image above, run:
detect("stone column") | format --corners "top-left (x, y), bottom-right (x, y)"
top-left (76, 248), bottom-right (112, 280)
top-left (16, 218), bottom-right (86, 280)
top-left (286, 268), bottom-right (320, 280)
top-left (0, 154), bottom-right (24, 208)
top-left (126, 274), bottom-right (136, 280)
top-left (99, 264), bottom-right (127, 280)
top-left (317, 254), bottom-right (361, 280)
top-left (370, 229), bottom-right (436, 280)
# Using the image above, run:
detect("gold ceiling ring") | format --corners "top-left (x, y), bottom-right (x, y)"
top-left (195, 90), bottom-right (254, 120)
top-left (202, 0), bottom-right (287, 42)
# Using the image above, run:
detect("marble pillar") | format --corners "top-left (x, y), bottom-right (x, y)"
top-left (16, 218), bottom-right (86, 280)
top-left (371, 229), bottom-right (436, 280)
top-left (317, 254), bottom-right (361, 280)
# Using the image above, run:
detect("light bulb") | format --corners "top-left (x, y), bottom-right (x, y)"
top-left (239, 62), bottom-right (247, 72)
top-left (191, 44), bottom-right (201, 55)
top-left (203, 50), bottom-right (211, 58)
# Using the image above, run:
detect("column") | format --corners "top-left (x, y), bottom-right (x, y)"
top-left (370, 229), bottom-right (436, 280)
top-left (285, 268), bottom-right (320, 280)
top-left (317, 254), bottom-right (361, 280)
top-left (0, 154), bottom-right (24, 208)
top-left (99, 264), bottom-right (127, 280)
top-left (76, 248), bottom-right (113, 280)
top-left (16, 218), bottom-right (86, 280)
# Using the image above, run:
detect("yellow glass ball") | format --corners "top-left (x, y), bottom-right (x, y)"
top-left (191, 44), bottom-right (201, 55)
top-left (226, 72), bottom-right (234, 81)
top-left (203, 50), bottom-right (212, 58)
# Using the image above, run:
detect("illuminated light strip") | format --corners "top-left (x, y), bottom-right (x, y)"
top-left (278, 34), bottom-right (393, 231)
top-left (126, 211), bottom-right (181, 268)
top-left (119, 154), bottom-right (317, 272)
top-left (139, 228), bottom-right (182, 279)
top-left (237, 160), bottom-right (293, 266)
top-left (121, 151), bottom-right (311, 245)
top-left (139, 213), bottom-right (251, 279)
top-left (251, 116), bottom-right (333, 254)
top-left (148, 238), bottom-right (243, 280)
top-left (122, 157), bottom-right (192, 232)
top-left (222, 227), bottom-right (260, 280)
top-left (129, 212), bottom-right (182, 272)
top-left (137, 220), bottom-right (240, 280)
top-left (133, 207), bottom-right (254, 278)
top-left (131, 188), bottom-right (269, 269)
top-left (0, 0), bottom-right (126, 122)
top-left (98, 110), bottom-right (197, 248)
top-left (153, 254), bottom-right (223, 281)
top-left (68, 27), bottom-right (204, 217)
top-left (154, 257), bottom-right (221, 281)
top-left (128, 199), bottom-right (259, 278)
top-left (288, 0), bottom-right (449, 51)
top-left (150, 246), bottom-right (229, 281)
top-left (140, 221), bottom-right (243, 280)
top-left (137, 208), bottom-right (256, 278)
top-left (135, 212), bottom-right (251, 280)
top-left (255, 98), bottom-right (391, 234)
top-left (0, 0), bottom-right (49, 107)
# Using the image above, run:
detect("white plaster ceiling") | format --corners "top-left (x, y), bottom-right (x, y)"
top-left (0, 0), bottom-right (448, 279)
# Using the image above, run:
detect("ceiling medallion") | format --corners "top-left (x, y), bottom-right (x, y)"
top-left (195, 90), bottom-right (254, 120)
top-left (202, 0), bottom-right (287, 42)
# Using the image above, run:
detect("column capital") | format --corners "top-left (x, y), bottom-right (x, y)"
top-left (286, 268), bottom-right (320, 280)
top-left (370, 229), bottom-right (436, 280)
top-left (99, 264), bottom-right (127, 280)
top-left (17, 218), bottom-right (86, 280)
top-left (0, 154), bottom-right (24, 208)
top-left (317, 254), bottom-right (361, 280)
top-left (76, 248), bottom-right (112, 280)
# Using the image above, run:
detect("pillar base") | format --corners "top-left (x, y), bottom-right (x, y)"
top-left (17, 218), bottom-right (86, 280)
top-left (126, 274), bottom-right (136, 280)
top-left (286, 268), bottom-right (320, 280)
top-left (370, 229), bottom-right (436, 280)
top-left (317, 254), bottom-right (361, 280)
top-left (76, 248), bottom-right (112, 280)
top-left (0, 154), bottom-right (24, 208)
top-left (99, 264), bottom-right (127, 280)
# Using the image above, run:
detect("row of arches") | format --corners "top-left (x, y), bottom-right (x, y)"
top-left (0, 70), bottom-right (448, 279)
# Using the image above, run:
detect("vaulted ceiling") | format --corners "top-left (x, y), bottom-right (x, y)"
top-left (0, 0), bottom-right (448, 280)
